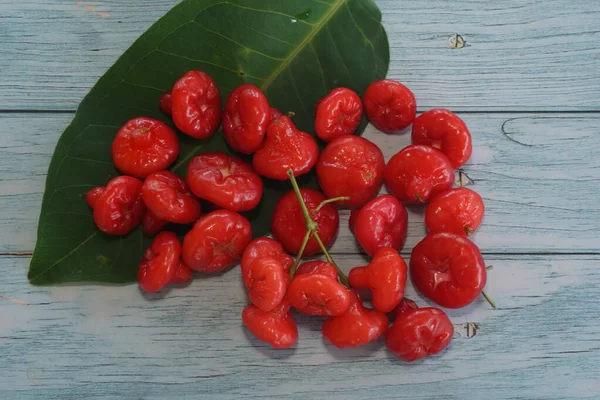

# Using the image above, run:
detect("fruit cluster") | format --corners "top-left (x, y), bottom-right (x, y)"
top-left (86, 70), bottom-right (491, 362)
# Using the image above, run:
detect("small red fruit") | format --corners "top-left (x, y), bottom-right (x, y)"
top-left (363, 80), bottom-right (417, 133)
top-left (269, 108), bottom-right (283, 124)
top-left (241, 238), bottom-right (294, 276)
top-left (412, 109), bottom-right (472, 168)
top-left (287, 274), bottom-right (351, 316)
top-left (244, 257), bottom-right (288, 312)
top-left (141, 171), bottom-right (201, 224)
top-left (86, 186), bottom-right (105, 209)
top-left (392, 298), bottom-right (419, 320)
top-left (182, 210), bottom-right (252, 273)
top-left (353, 195), bottom-right (408, 256)
top-left (92, 176), bottom-right (145, 236)
top-left (242, 300), bottom-right (298, 349)
top-left (223, 84), bottom-right (270, 154)
top-left (171, 261), bottom-right (194, 284)
top-left (159, 91), bottom-right (172, 115)
top-left (186, 152), bottom-right (263, 212)
top-left (349, 248), bottom-right (407, 313)
top-left (411, 232), bottom-right (487, 308)
top-left (111, 117), bottom-right (179, 179)
top-left (271, 188), bottom-right (339, 256)
top-left (384, 145), bottom-right (454, 204)
top-left (322, 291), bottom-right (388, 348)
top-left (386, 307), bottom-right (453, 362)
top-left (316, 136), bottom-right (385, 208)
top-left (315, 88), bottom-right (363, 142)
top-left (426, 187), bottom-right (485, 236)
top-left (171, 70), bottom-right (221, 139)
top-left (253, 116), bottom-right (319, 180)
top-left (294, 260), bottom-right (338, 281)
top-left (142, 209), bottom-right (168, 236)
top-left (137, 231), bottom-right (181, 293)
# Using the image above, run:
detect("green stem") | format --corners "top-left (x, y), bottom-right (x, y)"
top-left (312, 230), bottom-right (349, 287)
top-left (287, 170), bottom-right (317, 231)
top-left (313, 196), bottom-right (350, 214)
top-left (481, 291), bottom-right (497, 309)
top-left (290, 230), bottom-right (312, 276)
top-left (486, 265), bottom-right (494, 270)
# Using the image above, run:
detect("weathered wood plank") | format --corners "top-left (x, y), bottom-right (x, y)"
top-left (1, 0), bottom-right (599, 111)
top-left (0, 112), bottom-right (598, 254)
top-left (1, 254), bottom-right (598, 399)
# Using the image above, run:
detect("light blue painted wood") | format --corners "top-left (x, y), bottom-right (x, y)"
top-left (0, 113), bottom-right (598, 254)
top-left (0, 0), bottom-right (599, 111)
top-left (1, 255), bottom-right (599, 399)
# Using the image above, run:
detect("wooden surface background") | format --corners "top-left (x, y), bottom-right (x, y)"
top-left (1, 1), bottom-right (599, 399)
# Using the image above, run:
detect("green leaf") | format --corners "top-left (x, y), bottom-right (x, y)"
top-left (28, 0), bottom-right (389, 285)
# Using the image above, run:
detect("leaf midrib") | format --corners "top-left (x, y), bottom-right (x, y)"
top-left (260, 0), bottom-right (346, 92)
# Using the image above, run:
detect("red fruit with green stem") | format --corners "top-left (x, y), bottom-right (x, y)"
top-left (159, 91), bottom-right (172, 115)
top-left (222, 84), bottom-right (271, 154)
top-left (182, 210), bottom-right (252, 273)
top-left (141, 171), bottom-right (201, 224)
top-left (242, 300), bottom-right (298, 349)
top-left (142, 209), bottom-right (168, 236)
top-left (315, 88), bottom-right (363, 143)
top-left (425, 187), bottom-right (485, 236)
top-left (412, 109), bottom-right (472, 168)
top-left (111, 117), bottom-right (179, 179)
top-left (352, 195), bottom-right (408, 256)
top-left (137, 231), bottom-right (181, 293)
top-left (316, 135), bottom-right (385, 208)
top-left (287, 274), bottom-right (351, 316)
top-left (253, 116), bottom-right (319, 180)
top-left (363, 80), bottom-right (417, 133)
top-left (410, 232), bottom-right (487, 309)
top-left (294, 260), bottom-right (338, 281)
top-left (91, 176), bottom-right (145, 236)
top-left (386, 307), bottom-right (454, 362)
top-left (322, 290), bottom-right (388, 348)
top-left (349, 247), bottom-right (407, 313)
top-left (271, 188), bottom-right (339, 256)
top-left (384, 145), bottom-right (454, 204)
top-left (171, 70), bottom-right (221, 139)
top-left (187, 152), bottom-right (263, 212)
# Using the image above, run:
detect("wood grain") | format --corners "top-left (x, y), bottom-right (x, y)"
top-left (1, 112), bottom-right (598, 254)
top-left (1, 0), bottom-right (599, 111)
top-left (1, 254), bottom-right (598, 399)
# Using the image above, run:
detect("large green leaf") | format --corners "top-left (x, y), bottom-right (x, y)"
top-left (28, 0), bottom-right (389, 285)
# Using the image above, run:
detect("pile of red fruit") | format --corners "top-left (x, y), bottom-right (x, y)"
top-left (86, 70), bottom-right (492, 362)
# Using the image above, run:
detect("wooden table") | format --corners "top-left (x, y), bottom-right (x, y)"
top-left (1, 1), bottom-right (599, 398)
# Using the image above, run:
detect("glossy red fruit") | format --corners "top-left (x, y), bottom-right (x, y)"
top-left (92, 176), bottom-right (145, 235)
top-left (142, 209), bottom-right (168, 236)
top-left (171, 70), bottom-right (221, 139)
top-left (171, 261), bottom-right (194, 284)
top-left (242, 300), bottom-right (298, 349)
top-left (182, 210), bottom-right (252, 273)
top-left (271, 188), bottom-right (339, 256)
top-left (269, 108), bottom-right (284, 124)
top-left (294, 260), bottom-right (338, 281)
top-left (141, 171), bottom-right (201, 224)
top-left (316, 136), bottom-right (385, 208)
top-left (137, 231), bottom-right (181, 293)
top-left (253, 116), bottom-right (319, 180)
top-left (244, 257), bottom-right (288, 312)
top-left (322, 291), bottom-right (388, 348)
top-left (186, 153), bottom-right (263, 212)
top-left (111, 117), bottom-right (179, 179)
top-left (392, 298), bottom-right (419, 320)
top-left (349, 248), bottom-right (407, 313)
top-left (412, 109), bottom-right (472, 168)
top-left (353, 195), bottom-right (408, 256)
top-left (223, 84), bottom-right (270, 154)
top-left (241, 238), bottom-right (294, 276)
top-left (363, 80), bottom-right (417, 133)
top-left (386, 307), bottom-right (453, 362)
top-left (86, 186), bottom-right (105, 209)
top-left (411, 232), bottom-right (487, 308)
top-left (426, 187), bottom-right (484, 236)
top-left (159, 91), bottom-right (172, 115)
top-left (384, 145), bottom-right (454, 204)
top-left (315, 88), bottom-right (363, 142)
top-left (287, 274), bottom-right (351, 316)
